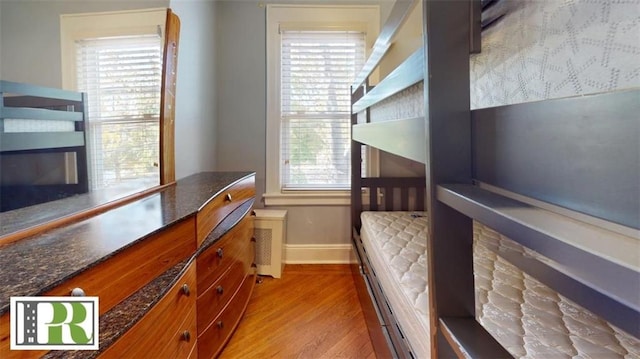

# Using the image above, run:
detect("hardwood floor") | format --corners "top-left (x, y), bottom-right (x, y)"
top-left (219, 264), bottom-right (376, 359)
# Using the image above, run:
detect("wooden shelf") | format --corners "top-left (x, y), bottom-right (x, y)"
top-left (437, 183), bottom-right (640, 337)
top-left (440, 317), bottom-right (512, 359)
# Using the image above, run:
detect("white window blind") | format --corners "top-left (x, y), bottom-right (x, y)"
top-left (75, 35), bottom-right (162, 190)
top-left (280, 30), bottom-right (365, 190)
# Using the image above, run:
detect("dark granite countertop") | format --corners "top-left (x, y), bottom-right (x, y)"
top-left (0, 171), bottom-right (254, 316)
top-left (0, 179), bottom-right (157, 237)
top-left (43, 199), bottom-right (254, 359)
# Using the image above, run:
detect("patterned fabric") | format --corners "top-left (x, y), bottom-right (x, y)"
top-left (370, 82), bottom-right (424, 122)
top-left (360, 211), bottom-right (429, 358)
top-left (470, 0), bottom-right (640, 109)
top-left (475, 224), bottom-right (640, 358)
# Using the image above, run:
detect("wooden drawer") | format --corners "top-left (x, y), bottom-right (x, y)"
top-left (196, 175), bottom-right (255, 246)
top-left (196, 214), bottom-right (253, 295)
top-left (156, 307), bottom-right (197, 359)
top-left (0, 313), bottom-right (45, 359)
top-left (197, 272), bottom-right (256, 359)
top-left (46, 218), bottom-right (196, 316)
top-left (99, 262), bottom-right (197, 359)
top-left (187, 339), bottom-right (198, 359)
top-left (0, 219), bottom-right (196, 359)
top-left (197, 259), bottom-right (245, 333)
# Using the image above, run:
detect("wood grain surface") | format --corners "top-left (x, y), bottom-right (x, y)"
top-left (219, 265), bottom-right (375, 359)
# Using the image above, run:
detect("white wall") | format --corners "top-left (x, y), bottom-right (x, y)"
top-left (169, 0), bottom-right (218, 179)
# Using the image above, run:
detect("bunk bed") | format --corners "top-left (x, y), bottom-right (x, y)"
top-left (0, 80), bottom-right (89, 212)
top-left (350, 0), bottom-right (639, 358)
top-left (350, 1), bottom-right (429, 357)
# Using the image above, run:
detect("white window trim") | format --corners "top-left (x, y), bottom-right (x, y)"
top-left (60, 8), bottom-right (167, 91)
top-left (265, 4), bottom-right (379, 206)
top-left (60, 9), bottom-right (166, 190)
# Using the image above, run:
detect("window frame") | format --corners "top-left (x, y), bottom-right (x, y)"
top-left (265, 4), bottom-right (379, 206)
top-left (60, 9), bottom-right (167, 90)
top-left (60, 9), bottom-right (166, 191)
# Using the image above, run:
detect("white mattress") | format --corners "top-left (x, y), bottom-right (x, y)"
top-left (474, 223), bottom-right (640, 358)
top-left (360, 211), bottom-right (430, 359)
top-left (359, 212), bottom-right (640, 359)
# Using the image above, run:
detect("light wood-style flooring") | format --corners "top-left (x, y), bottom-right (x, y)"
top-left (219, 264), bottom-right (376, 359)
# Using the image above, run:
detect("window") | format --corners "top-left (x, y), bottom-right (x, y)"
top-left (60, 8), bottom-right (166, 191)
top-left (76, 35), bottom-right (162, 190)
top-left (265, 5), bottom-right (379, 206)
top-left (280, 30), bottom-right (365, 190)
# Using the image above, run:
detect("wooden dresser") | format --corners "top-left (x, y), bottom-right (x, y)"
top-left (0, 172), bottom-right (256, 359)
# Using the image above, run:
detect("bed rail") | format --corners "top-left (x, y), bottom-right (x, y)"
top-left (0, 80), bottom-right (89, 212)
top-left (438, 89), bottom-right (640, 338)
top-left (352, 48), bottom-right (424, 115)
top-left (0, 80), bottom-right (87, 153)
top-left (350, 0), bottom-right (418, 93)
top-left (349, 2), bottom-right (426, 162)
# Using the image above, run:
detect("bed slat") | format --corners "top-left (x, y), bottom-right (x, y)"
top-left (359, 177), bottom-right (426, 213)
top-left (384, 187), bottom-right (393, 210)
top-left (370, 188), bottom-right (378, 211)
top-left (415, 187), bottom-right (425, 211)
top-left (400, 187), bottom-right (409, 209)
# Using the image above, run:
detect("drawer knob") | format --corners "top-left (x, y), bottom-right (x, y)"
top-left (216, 321), bottom-right (224, 329)
top-left (181, 284), bottom-right (191, 296)
top-left (181, 330), bottom-right (191, 342)
top-left (225, 193), bottom-right (232, 202)
top-left (70, 288), bottom-right (86, 297)
top-left (216, 285), bottom-right (224, 295)
top-left (217, 248), bottom-right (224, 258)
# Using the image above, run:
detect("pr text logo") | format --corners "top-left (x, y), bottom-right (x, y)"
top-left (10, 297), bottom-right (99, 350)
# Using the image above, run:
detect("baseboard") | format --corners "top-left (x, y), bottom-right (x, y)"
top-left (285, 244), bottom-right (356, 264)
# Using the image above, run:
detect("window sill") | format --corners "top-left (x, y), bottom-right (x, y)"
top-left (263, 191), bottom-right (351, 206)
